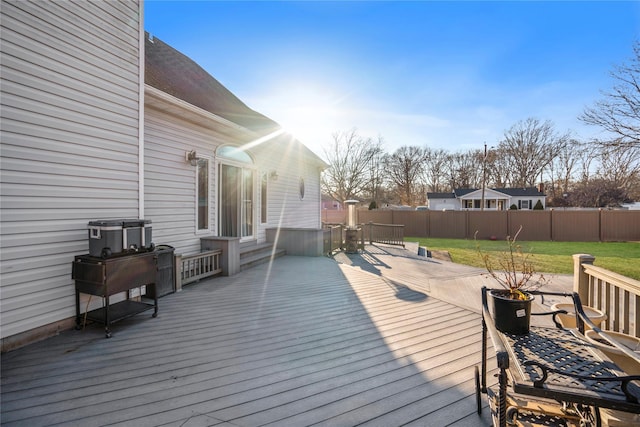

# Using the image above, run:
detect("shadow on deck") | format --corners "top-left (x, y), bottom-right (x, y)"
top-left (1, 244), bottom-right (496, 426)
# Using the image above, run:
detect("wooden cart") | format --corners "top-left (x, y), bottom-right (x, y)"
top-left (73, 251), bottom-right (159, 338)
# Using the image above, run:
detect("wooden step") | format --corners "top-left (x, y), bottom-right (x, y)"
top-left (239, 242), bottom-right (286, 271)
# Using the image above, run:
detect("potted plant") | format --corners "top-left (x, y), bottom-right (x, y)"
top-left (476, 225), bottom-right (549, 334)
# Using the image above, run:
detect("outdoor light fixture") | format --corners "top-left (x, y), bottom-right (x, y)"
top-left (185, 150), bottom-right (198, 166)
top-left (269, 170), bottom-right (278, 181)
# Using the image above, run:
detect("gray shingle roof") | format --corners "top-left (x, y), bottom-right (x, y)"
top-left (145, 32), bottom-right (278, 133)
top-left (426, 192), bottom-right (456, 199)
top-left (493, 187), bottom-right (545, 196)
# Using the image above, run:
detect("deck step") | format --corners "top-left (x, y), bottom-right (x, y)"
top-left (239, 242), bottom-right (286, 271)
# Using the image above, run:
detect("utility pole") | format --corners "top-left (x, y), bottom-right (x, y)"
top-left (481, 142), bottom-right (487, 211)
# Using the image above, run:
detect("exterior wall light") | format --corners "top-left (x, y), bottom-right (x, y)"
top-left (185, 150), bottom-right (198, 166)
top-left (269, 170), bottom-right (278, 181)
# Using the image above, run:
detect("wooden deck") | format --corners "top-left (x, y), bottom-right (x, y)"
top-left (1, 245), bottom-right (497, 426)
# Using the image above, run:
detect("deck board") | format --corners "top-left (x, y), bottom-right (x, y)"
top-left (2, 248), bottom-right (495, 426)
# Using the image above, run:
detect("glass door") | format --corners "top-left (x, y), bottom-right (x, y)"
top-left (219, 163), bottom-right (254, 239)
top-left (241, 168), bottom-right (253, 238)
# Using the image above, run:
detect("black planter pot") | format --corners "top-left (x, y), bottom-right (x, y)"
top-left (490, 290), bottom-right (534, 335)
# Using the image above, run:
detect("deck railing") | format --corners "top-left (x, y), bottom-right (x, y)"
top-left (175, 249), bottom-right (222, 290)
top-left (322, 223), bottom-right (367, 254)
top-left (366, 222), bottom-right (405, 247)
top-left (323, 224), bottom-right (344, 254)
top-left (573, 254), bottom-right (640, 337)
top-left (322, 222), bottom-right (405, 253)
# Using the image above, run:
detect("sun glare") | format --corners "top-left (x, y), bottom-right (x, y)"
top-left (267, 82), bottom-right (348, 155)
top-left (280, 105), bottom-right (334, 141)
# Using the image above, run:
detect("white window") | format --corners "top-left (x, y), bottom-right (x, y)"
top-left (519, 200), bottom-right (530, 210)
top-left (196, 158), bottom-right (211, 231)
top-left (196, 157), bottom-right (210, 231)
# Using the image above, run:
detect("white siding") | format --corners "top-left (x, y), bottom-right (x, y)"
top-left (144, 107), bottom-right (226, 255)
top-left (145, 103), bottom-right (324, 253)
top-left (253, 138), bottom-right (324, 241)
top-left (0, 0), bottom-right (142, 339)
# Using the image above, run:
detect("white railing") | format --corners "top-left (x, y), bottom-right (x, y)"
top-left (175, 249), bottom-right (222, 290)
top-left (573, 254), bottom-right (640, 337)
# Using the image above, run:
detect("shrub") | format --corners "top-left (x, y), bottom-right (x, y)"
top-left (475, 226), bottom-right (549, 300)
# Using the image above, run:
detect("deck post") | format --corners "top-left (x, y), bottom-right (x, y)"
top-left (174, 253), bottom-right (183, 291)
top-left (201, 237), bottom-right (240, 276)
top-left (573, 254), bottom-right (595, 304)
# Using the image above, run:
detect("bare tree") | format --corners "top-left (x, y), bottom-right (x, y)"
top-left (422, 148), bottom-right (449, 192)
top-left (576, 144), bottom-right (598, 184)
top-left (366, 136), bottom-right (386, 208)
top-left (487, 147), bottom-right (511, 188)
top-left (384, 146), bottom-right (427, 206)
top-left (321, 129), bottom-right (380, 203)
top-left (499, 118), bottom-right (569, 187)
top-left (547, 139), bottom-right (582, 200)
top-left (569, 178), bottom-right (631, 208)
top-left (445, 150), bottom-right (484, 190)
top-left (580, 41), bottom-right (640, 148)
top-left (595, 143), bottom-right (640, 197)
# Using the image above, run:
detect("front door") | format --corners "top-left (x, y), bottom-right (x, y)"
top-left (219, 164), bottom-right (254, 239)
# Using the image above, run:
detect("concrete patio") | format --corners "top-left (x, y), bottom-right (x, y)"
top-left (1, 243), bottom-right (573, 427)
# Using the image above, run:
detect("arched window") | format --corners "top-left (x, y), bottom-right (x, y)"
top-left (217, 145), bottom-right (253, 164)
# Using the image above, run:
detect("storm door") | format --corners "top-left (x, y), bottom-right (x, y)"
top-left (217, 146), bottom-right (255, 240)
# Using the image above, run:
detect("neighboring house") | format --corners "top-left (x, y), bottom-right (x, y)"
top-left (427, 186), bottom-right (546, 211)
top-left (0, 0), bottom-right (325, 350)
top-left (321, 194), bottom-right (342, 211)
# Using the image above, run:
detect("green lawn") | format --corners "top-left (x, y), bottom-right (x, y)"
top-left (406, 237), bottom-right (640, 281)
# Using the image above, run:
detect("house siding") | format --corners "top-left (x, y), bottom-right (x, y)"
top-left (253, 141), bottom-right (323, 242)
top-left (0, 0), bottom-right (142, 340)
top-left (145, 105), bottom-right (324, 254)
top-left (144, 107), bottom-right (226, 255)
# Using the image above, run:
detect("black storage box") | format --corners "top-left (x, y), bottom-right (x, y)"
top-left (88, 219), bottom-right (152, 258)
top-left (146, 245), bottom-right (176, 298)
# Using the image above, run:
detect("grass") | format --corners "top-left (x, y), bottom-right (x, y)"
top-left (406, 237), bottom-right (640, 281)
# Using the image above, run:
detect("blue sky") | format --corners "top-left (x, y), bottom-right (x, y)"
top-left (145, 1), bottom-right (639, 158)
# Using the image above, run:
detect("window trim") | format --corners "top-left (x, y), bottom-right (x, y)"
top-left (195, 155), bottom-right (211, 234)
top-left (261, 171), bottom-right (268, 224)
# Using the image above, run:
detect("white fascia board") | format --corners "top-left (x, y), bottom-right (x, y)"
top-left (144, 85), bottom-right (256, 138)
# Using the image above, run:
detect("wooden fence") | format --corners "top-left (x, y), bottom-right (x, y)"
top-left (323, 209), bottom-right (640, 241)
